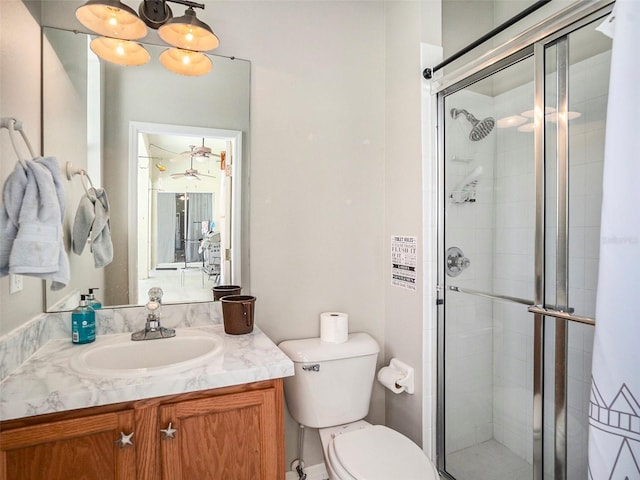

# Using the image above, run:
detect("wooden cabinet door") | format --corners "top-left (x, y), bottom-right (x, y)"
top-left (159, 387), bottom-right (282, 480)
top-left (0, 410), bottom-right (136, 480)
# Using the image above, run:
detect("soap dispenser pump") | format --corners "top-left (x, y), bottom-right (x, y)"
top-left (87, 288), bottom-right (102, 309)
top-left (72, 294), bottom-right (96, 344)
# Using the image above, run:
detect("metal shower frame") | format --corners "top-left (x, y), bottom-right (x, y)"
top-left (432, 1), bottom-right (613, 479)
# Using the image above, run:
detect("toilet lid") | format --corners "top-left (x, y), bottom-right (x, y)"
top-left (333, 425), bottom-right (436, 480)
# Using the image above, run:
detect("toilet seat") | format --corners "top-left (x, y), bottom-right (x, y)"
top-left (328, 425), bottom-right (437, 480)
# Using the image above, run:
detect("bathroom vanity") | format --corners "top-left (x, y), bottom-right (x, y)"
top-left (0, 325), bottom-right (294, 480)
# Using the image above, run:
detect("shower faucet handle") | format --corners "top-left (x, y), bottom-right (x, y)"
top-left (446, 247), bottom-right (470, 277)
top-left (453, 256), bottom-right (470, 269)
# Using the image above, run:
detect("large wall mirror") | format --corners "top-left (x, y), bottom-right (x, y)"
top-left (42, 27), bottom-right (250, 311)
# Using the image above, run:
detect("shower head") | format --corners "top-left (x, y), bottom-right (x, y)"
top-left (450, 108), bottom-right (495, 141)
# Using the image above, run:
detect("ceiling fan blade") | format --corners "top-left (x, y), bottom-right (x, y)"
top-left (170, 152), bottom-right (192, 162)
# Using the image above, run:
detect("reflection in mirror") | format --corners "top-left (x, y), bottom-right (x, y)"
top-left (42, 27), bottom-right (250, 312)
top-left (131, 124), bottom-right (243, 305)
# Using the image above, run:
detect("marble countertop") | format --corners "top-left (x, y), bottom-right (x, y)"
top-left (0, 325), bottom-right (294, 421)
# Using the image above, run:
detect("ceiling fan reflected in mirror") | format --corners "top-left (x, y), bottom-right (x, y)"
top-left (170, 154), bottom-right (216, 181)
top-left (175, 138), bottom-right (221, 163)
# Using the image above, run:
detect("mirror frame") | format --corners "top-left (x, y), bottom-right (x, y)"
top-left (128, 121), bottom-right (243, 304)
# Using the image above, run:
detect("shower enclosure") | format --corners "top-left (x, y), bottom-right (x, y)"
top-left (435, 3), bottom-right (613, 479)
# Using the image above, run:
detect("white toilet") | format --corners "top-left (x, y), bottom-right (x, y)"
top-left (278, 332), bottom-right (439, 480)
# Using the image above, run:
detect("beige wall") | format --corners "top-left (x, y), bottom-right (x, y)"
top-left (1, 0), bottom-right (442, 469)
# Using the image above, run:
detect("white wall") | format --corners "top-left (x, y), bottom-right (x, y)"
top-left (207, 2), bottom-right (389, 466)
top-left (0, 0), bottom-right (43, 334)
top-left (383, 0), bottom-right (441, 453)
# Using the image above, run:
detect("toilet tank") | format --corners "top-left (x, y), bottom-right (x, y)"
top-left (278, 333), bottom-right (379, 429)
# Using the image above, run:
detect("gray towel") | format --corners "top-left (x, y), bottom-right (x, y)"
top-left (0, 157), bottom-right (69, 290)
top-left (72, 187), bottom-right (113, 268)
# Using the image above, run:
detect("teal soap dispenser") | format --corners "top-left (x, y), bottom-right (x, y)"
top-left (87, 288), bottom-right (102, 309)
top-left (72, 294), bottom-right (96, 344)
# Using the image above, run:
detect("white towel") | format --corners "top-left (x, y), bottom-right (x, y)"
top-left (0, 157), bottom-right (69, 290)
top-left (72, 187), bottom-right (113, 268)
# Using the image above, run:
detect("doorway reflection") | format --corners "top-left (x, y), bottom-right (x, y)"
top-left (136, 129), bottom-right (230, 304)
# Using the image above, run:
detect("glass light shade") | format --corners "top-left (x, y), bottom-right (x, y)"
top-left (521, 106), bottom-right (556, 118)
top-left (90, 37), bottom-right (150, 66)
top-left (159, 48), bottom-right (212, 76)
top-left (76, 0), bottom-right (147, 40)
top-left (158, 8), bottom-right (219, 51)
top-left (545, 111), bottom-right (582, 123)
top-left (517, 122), bottom-right (536, 133)
top-left (496, 115), bottom-right (527, 128)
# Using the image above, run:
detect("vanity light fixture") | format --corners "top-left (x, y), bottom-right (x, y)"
top-left (158, 7), bottom-right (219, 52)
top-left (76, 0), bottom-right (218, 76)
top-left (76, 0), bottom-right (148, 40)
top-left (90, 36), bottom-right (151, 66)
top-left (159, 47), bottom-right (212, 76)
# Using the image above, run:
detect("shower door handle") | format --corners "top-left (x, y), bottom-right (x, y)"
top-left (528, 305), bottom-right (595, 326)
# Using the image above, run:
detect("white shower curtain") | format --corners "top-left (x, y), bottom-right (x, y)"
top-left (588, 1), bottom-right (640, 479)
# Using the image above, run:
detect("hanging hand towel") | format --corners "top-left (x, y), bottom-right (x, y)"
top-left (0, 157), bottom-right (69, 290)
top-left (72, 187), bottom-right (113, 268)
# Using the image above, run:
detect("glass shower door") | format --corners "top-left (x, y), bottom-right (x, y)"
top-left (441, 53), bottom-right (537, 480)
top-left (541, 19), bottom-right (611, 480)
top-left (437, 8), bottom-right (612, 480)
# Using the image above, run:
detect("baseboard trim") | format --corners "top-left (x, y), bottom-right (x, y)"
top-left (285, 462), bottom-right (328, 480)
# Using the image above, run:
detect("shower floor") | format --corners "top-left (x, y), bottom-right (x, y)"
top-left (446, 439), bottom-right (546, 480)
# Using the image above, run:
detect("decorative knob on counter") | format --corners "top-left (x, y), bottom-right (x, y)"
top-left (160, 422), bottom-right (177, 439)
top-left (115, 431), bottom-right (134, 448)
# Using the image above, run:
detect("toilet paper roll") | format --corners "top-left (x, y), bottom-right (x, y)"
top-left (377, 367), bottom-right (405, 394)
top-left (320, 312), bottom-right (349, 343)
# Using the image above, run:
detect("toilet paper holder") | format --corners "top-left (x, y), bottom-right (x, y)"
top-left (380, 358), bottom-right (415, 394)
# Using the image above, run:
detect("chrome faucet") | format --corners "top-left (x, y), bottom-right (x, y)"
top-left (131, 287), bottom-right (176, 341)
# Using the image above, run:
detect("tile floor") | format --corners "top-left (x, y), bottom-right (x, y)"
top-left (137, 266), bottom-right (218, 304)
top-left (446, 440), bottom-right (534, 480)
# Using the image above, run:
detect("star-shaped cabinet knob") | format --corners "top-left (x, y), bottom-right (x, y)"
top-left (160, 422), bottom-right (178, 439)
top-left (115, 431), bottom-right (134, 448)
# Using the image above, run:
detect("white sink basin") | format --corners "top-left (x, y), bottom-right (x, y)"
top-left (70, 329), bottom-right (225, 377)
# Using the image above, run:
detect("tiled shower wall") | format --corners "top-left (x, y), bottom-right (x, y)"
top-left (445, 89), bottom-right (497, 454)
